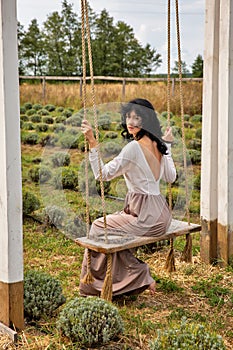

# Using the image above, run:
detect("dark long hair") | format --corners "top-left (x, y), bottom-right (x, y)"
top-left (121, 98), bottom-right (168, 155)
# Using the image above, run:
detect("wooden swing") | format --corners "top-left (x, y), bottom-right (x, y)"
top-left (75, 0), bottom-right (201, 301)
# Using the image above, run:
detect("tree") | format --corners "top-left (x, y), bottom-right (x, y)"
top-left (17, 21), bottom-right (26, 75)
top-left (140, 44), bottom-right (162, 76)
top-left (60, 0), bottom-right (82, 75)
top-left (172, 60), bottom-right (190, 77)
top-left (18, 5), bottom-right (162, 77)
top-left (191, 54), bottom-right (203, 77)
top-left (19, 19), bottom-right (46, 75)
top-left (91, 9), bottom-right (117, 76)
top-left (113, 20), bottom-right (161, 76)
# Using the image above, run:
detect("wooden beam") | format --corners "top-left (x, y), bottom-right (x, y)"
top-left (75, 219), bottom-right (201, 254)
top-left (0, 322), bottom-right (17, 343)
top-left (0, 281), bottom-right (24, 330)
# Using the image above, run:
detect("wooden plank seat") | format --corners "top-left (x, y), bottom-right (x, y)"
top-left (75, 219), bottom-right (201, 254)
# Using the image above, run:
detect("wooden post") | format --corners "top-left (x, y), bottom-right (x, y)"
top-left (80, 78), bottom-right (83, 97)
top-left (122, 79), bottom-right (126, 99)
top-left (200, 0), bottom-right (220, 263)
top-left (201, 0), bottom-right (233, 265)
top-left (42, 76), bottom-right (46, 101)
top-left (0, 0), bottom-right (24, 329)
top-left (217, 0), bottom-right (233, 264)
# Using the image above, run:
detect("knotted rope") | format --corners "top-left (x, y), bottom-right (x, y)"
top-left (80, 0), bottom-right (112, 301)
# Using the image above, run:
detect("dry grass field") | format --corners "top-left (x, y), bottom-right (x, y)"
top-left (19, 80), bottom-right (202, 116)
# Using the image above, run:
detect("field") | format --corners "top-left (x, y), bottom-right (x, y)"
top-left (1, 81), bottom-right (233, 349)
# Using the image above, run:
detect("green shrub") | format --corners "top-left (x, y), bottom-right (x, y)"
top-left (115, 122), bottom-right (122, 131)
top-left (32, 103), bottom-right (43, 111)
top-left (30, 114), bottom-right (42, 123)
top-left (38, 109), bottom-right (50, 116)
top-left (44, 104), bottom-right (56, 112)
top-left (20, 106), bottom-right (26, 114)
top-left (22, 132), bottom-right (39, 145)
top-left (184, 114), bottom-right (190, 121)
top-left (65, 216), bottom-right (86, 238)
top-left (20, 114), bottom-right (29, 122)
top-left (23, 122), bottom-right (35, 130)
top-left (45, 205), bottom-right (66, 228)
top-left (24, 102), bottom-right (32, 110)
top-left (56, 106), bottom-right (64, 113)
top-left (189, 149), bottom-right (201, 165)
top-left (195, 127), bottom-right (202, 139)
top-left (191, 114), bottom-right (202, 123)
top-left (24, 270), bottom-right (66, 320)
top-left (28, 166), bottom-right (40, 183)
top-left (160, 111), bottom-right (174, 119)
top-left (51, 152), bottom-right (70, 167)
top-left (42, 116), bottom-right (54, 124)
top-left (171, 126), bottom-right (182, 137)
top-left (98, 115), bottom-right (111, 130)
top-left (66, 114), bottom-right (82, 126)
top-left (184, 121), bottom-right (194, 129)
top-left (32, 157), bottom-right (41, 164)
top-left (104, 131), bottom-right (118, 139)
top-left (55, 115), bottom-right (66, 124)
top-left (149, 317), bottom-right (226, 350)
top-left (79, 140), bottom-right (88, 152)
top-left (57, 297), bottom-right (124, 346)
top-left (194, 173), bottom-right (201, 190)
top-left (67, 127), bottom-right (79, 135)
top-left (62, 109), bottom-right (72, 118)
top-left (60, 134), bottom-right (79, 149)
top-left (53, 167), bottom-right (78, 190)
top-left (36, 123), bottom-right (49, 132)
top-left (20, 120), bottom-right (24, 129)
top-left (23, 191), bottom-right (40, 215)
top-left (188, 139), bottom-right (201, 151)
top-left (26, 108), bottom-right (36, 116)
top-left (40, 167), bottom-right (52, 183)
top-left (96, 180), bottom-right (111, 196)
top-left (40, 134), bottom-right (58, 147)
top-left (54, 123), bottom-right (66, 133)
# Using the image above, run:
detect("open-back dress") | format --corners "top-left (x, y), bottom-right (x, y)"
top-left (79, 140), bottom-right (176, 297)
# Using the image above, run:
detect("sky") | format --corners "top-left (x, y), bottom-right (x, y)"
top-left (17, 0), bottom-right (205, 74)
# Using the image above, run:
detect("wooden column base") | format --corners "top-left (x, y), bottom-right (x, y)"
top-left (218, 223), bottom-right (233, 266)
top-left (0, 281), bottom-right (24, 330)
top-left (200, 218), bottom-right (217, 263)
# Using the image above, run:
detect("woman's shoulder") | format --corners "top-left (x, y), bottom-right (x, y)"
top-left (117, 140), bottom-right (138, 160)
top-left (121, 140), bottom-right (138, 153)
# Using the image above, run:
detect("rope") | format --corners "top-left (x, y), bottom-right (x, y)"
top-left (100, 254), bottom-right (113, 301)
top-left (80, 0), bottom-right (113, 297)
top-left (167, 0), bottom-right (172, 211)
top-left (82, 0), bottom-right (108, 243)
top-left (175, 0), bottom-right (190, 225)
top-left (165, 0), bottom-right (176, 273)
top-left (175, 0), bottom-right (192, 262)
top-left (81, 0), bottom-right (90, 238)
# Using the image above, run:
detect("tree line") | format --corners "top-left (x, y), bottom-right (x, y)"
top-left (18, 0), bottom-right (203, 78)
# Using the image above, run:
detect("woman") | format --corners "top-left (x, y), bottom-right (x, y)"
top-left (79, 98), bottom-right (176, 297)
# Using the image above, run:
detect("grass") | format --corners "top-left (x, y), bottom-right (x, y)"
top-left (1, 83), bottom-right (232, 348)
top-left (4, 219), bottom-right (228, 349)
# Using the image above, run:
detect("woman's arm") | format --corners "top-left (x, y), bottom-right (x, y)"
top-left (81, 119), bottom-right (133, 181)
top-left (161, 127), bottom-right (177, 183)
top-left (162, 143), bottom-right (177, 183)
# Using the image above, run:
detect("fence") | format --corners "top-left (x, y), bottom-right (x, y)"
top-left (19, 75), bottom-right (202, 101)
